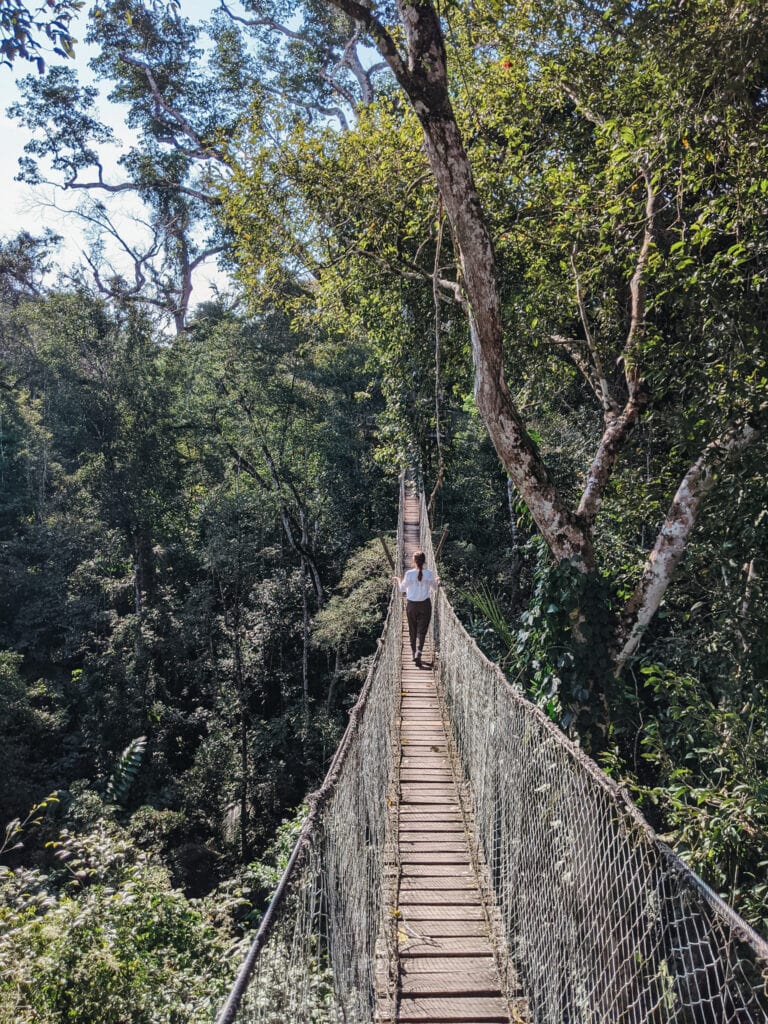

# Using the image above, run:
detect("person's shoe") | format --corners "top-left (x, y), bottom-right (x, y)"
top-left (415, 649), bottom-right (422, 665)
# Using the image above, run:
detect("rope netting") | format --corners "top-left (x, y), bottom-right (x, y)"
top-left (215, 480), bottom-right (405, 1024)
top-left (417, 489), bottom-right (768, 1024)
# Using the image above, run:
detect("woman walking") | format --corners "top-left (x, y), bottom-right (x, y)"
top-left (396, 551), bottom-right (440, 665)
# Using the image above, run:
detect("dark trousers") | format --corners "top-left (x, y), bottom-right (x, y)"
top-left (406, 598), bottom-right (432, 655)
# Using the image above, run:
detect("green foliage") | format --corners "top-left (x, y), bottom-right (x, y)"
top-left (312, 537), bottom-right (393, 656)
top-left (609, 665), bottom-right (768, 934)
top-left (106, 736), bottom-right (147, 806)
top-left (0, 0), bottom-right (80, 70)
top-left (467, 540), bottom-right (617, 743)
top-left (0, 792), bottom-right (59, 858)
top-left (0, 818), bottom-right (234, 1024)
top-left (1, 0), bottom-right (767, 998)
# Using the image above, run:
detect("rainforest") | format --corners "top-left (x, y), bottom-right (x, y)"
top-left (0, 1), bottom-right (767, 1021)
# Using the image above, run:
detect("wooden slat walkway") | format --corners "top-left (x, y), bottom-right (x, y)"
top-left (384, 492), bottom-right (512, 1024)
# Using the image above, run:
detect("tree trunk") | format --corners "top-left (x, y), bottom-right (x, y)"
top-left (328, 0), bottom-right (594, 567)
top-left (301, 556), bottom-right (310, 739)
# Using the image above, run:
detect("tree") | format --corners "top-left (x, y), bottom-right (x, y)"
top-left (221, 0), bottom-right (768, 724)
top-left (9, 1), bottom-right (225, 331)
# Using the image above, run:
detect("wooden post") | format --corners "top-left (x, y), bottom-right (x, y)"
top-left (434, 526), bottom-right (449, 563)
top-left (378, 534), bottom-right (395, 572)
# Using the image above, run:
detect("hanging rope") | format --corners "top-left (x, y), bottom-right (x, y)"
top-left (428, 199), bottom-right (446, 514)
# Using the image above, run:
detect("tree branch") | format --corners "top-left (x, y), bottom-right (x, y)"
top-left (569, 248), bottom-right (615, 417)
top-left (615, 403), bottom-right (768, 674)
top-left (118, 52), bottom-right (226, 163)
top-left (549, 333), bottom-right (609, 408)
top-left (322, 0), bottom-right (412, 92)
top-left (623, 164), bottom-right (656, 385)
top-left (576, 389), bottom-right (649, 525)
top-left (218, 1), bottom-right (304, 40)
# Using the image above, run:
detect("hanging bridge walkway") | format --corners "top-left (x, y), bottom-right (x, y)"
top-left (217, 478), bottom-right (768, 1024)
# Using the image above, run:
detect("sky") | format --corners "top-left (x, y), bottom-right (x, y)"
top-left (0, 0), bottom-right (228, 303)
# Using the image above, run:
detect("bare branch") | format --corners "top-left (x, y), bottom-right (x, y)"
top-left (321, 0), bottom-right (411, 92)
top-left (623, 164), bottom-right (657, 385)
top-left (218, 1), bottom-right (304, 40)
top-left (569, 248), bottom-right (615, 416)
top-left (616, 403), bottom-right (768, 674)
top-left (549, 333), bottom-right (609, 408)
top-left (61, 172), bottom-right (217, 206)
top-left (577, 390), bottom-right (648, 525)
top-left (343, 30), bottom-right (381, 106)
top-left (118, 52), bottom-right (226, 163)
top-left (562, 83), bottom-right (606, 127)
top-left (353, 246), bottom-right (464, 305)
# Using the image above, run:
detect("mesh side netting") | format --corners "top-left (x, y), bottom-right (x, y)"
top-left (216, 481), bottom-right (404, 1024)
top-left (417, 489), bottom-right (768, 1024)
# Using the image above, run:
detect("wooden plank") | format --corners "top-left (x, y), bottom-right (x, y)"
top-left (400, 905), bottom-right (486, 921)
top-left (400, 969), bottom-right (501, 997)
top-left (400, 937), bottom-right (498, 956)
top-left (401, 864), bottom-right (475, 878)
top-left (400, 841), bottom-right (470, 853)
top-left (400, 760), bottom-right (451, 770)
top-left (400, 852), bottom-right (472, 865)
top-left (399, 816), bottom-right (463, 826)
top-left (398, 890), bottom-right (480, 906)
top-left (399, 824), bottom-right (465, 834)
top-left (398, 809), bottom-right (462, 819)
top-left (401, 791), bottom-right (457, 802)
top-left (400, 876), bottom-right (476, 891)
top-left (400, 812), bottom-right (462, 822)
top-left (400, 784), bottom-right (455, 793)
top-left (401, 782), bottom-right (454, 792)
top-left (401, 734), bottom-right (446, 742)
top-left (400, 800), bottom-right (461, 811)
top-left (400, 743), bottom-right (448, 751)
top-left (400, 918), bottom-right (488, 938)
top-left (395, 996), bottom-right (509, 1022)
top-left (400, 773), bottom-right (450, 781)
top-left (399, 802), bottom-right (460, 810)
top-left (401, 955), bottom-right (494, 974)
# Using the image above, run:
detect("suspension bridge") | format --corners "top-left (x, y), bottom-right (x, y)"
top-left (216, 477), bottom-right (768, 1024)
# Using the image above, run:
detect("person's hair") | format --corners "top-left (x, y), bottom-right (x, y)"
top-left (414, 550), bottom-right (426, 582)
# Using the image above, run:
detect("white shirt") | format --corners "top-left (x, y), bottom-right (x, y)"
top-left (399, 567), bottom-right (438, 602)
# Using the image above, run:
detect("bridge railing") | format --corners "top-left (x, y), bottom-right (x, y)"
top-left (215, 477), bottom-right (405, 1024)
top-left (419, 488), bottom-right (768, 1024)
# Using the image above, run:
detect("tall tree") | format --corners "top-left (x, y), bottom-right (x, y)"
top-left (222, 0), bottom-right (768, 706)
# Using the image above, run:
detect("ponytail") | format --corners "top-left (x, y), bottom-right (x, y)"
top-left (414, 551), bottom-right (426, 582)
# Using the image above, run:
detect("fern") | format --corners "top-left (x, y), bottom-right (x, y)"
top-left (106, 736), bottom-right (147, 805)
top-left (465, 583), bottom-right (516, 664)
